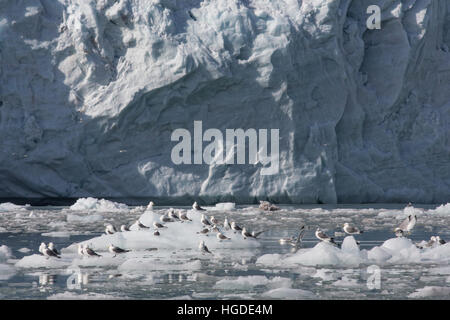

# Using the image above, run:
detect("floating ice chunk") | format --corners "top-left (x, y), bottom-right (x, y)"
top-left (408, 286), bottom-right (450, 298)
top-left (332, 276), bottom-right (360, 288)
top-left (66, 208), bottom-right (261, 253)
top-left (0, 264), bottom-right (15, 281)
top-left (18, 248), bottom-right (32, 253)
top-left (312, 269), bottom-right (339, 281)
top-left (428, 203), bottom-right (450, 216)
top-left (262, 287), bottom-right (315, 299)
top-left (255, 254), bottom-right (284, 267)
top-left (367, 246), bottom-right (392, 263)
top-left (403, 206), bottom-right (424, 216)
top-left (0, 202), bottom-right (29, 212)
top-left (213, 276), bottom-right (292, 290)
top-left (213, 203), bottom-right (236, 211)
top-left (0, 227), bottom-right (6, 232)
top-left (41, 231), bottom-right (77, 238)
top-left (15, 254), bottom-right (71, 269)
top-left (0, 245), bottom-right (12, 263)
top-left (283, 240), bottom-right (365, 267)
top-left (66, 213), bottom-right (103, 223)
top-left (341, 236), bottom-right (359, 254)
top-left (69, 197), bottom-right (129, 212)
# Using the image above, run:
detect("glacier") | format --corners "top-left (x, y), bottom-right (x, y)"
top-left (1, 0), bottom-right (450, 204)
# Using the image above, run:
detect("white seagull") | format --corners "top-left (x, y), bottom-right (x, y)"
top-left (153, 221), bottom-right (166, 229)
top-left (48, 242), bottom-right (60, 256)
top-left (178, 210), bottom-right (192, 222)
top-left (231, 221), bottom-right (243, 233)
top-left (217, 232), bottom-right (230, 241)
top-left (223, 217), bottom-right (231, 230)
top-left (40, 243), bottom-right (60, 259)
top-left (315, 228), bottom-right (337, 245)
top-left (396, 215), bottom-right (417, 235)
top-left (160, 214), bottom-right (174, 223)
top-left (121, 225), bottom-right (130, 232)
top-left (241, 227), bottom-right (255, 239)
top-left (259, 200), bottom-right (280, 211)
top-left (109, 244), bottom-right (130, 257)
top-left (84, 245), bottom-right (102, 257)
top-left (201, 214), bottom-right (212, 227)
top-left (137, 220), bottom-right (150, 229)
top-left (168, 209), bottom-right (180, 220)
top-left (199, 241), bottom-right (212, 254)
top-left (210, 216), bottom-right (219, 225)
top-left (343, 223), bottom-right (363, 235)
top-left (197, 228), bottom-right (210, 235)
top-left (105, 224), bottom-right (117, 235)
top-left (146, 201), bottom-right (155, 210)
top-left (193, 201), bottom-right (206, 211)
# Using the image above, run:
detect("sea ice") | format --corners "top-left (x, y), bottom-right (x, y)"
top-left (213, 276), bottom-right (292, 290)
top-left (261, 287), bottom-right (315, 299)
top-left (69, 198), bottom-right (129, 212)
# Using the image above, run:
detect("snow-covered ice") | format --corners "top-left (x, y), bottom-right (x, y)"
top-left (69, 198), bottom-right (129, 212)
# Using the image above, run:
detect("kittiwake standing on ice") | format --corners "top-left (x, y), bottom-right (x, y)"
top-left (40, 243), bottom-right (60, 259)
top-left (121, 225), bottom-right (130, 232)
top-left (201, 214), bottom-right (212, 227)
top-left (315, 228), bottom-right (337, 245)
top-left (84, 245), bottom-right (102, 257)
top-left (193, 202), bottom-right (206, 211)
top-left (137, 220), bottom-right (150, 229)
top-left (199, 241), bottom-right (212, 254)
top-left (105, 224), bottom-right (117, 235)
top-left (231, 221), bottom-right (243, 233)
top-left (223, 217), bottom-right (231, 230)
top-left (178, 210), bottom-right (192, 222)
top-left (168, 209), bottom-right (180, 220)
top-left (153, 221), bottom-right (166, 229)
top-left (160, 214), bottom-right (174, 223)
top-left (109, 244), bottom-right (130, 257)
top-left (210, 216), bottom-right (219, 225)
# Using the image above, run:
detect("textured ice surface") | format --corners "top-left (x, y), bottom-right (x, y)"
top-left (65, 208), bottom-right (261, 252)
top-left (2, 1), bottom-right (450, 203)
top-left (69, 198), bottom-right (129, 212)
top-left (257, 236), bottom-right (450, 267)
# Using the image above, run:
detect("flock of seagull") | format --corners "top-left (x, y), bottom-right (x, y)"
top-left (37, 202), bottom-right (447, 260)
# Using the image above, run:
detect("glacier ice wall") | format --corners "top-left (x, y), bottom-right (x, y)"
top-left (1, 0), bottom-right (450, 204)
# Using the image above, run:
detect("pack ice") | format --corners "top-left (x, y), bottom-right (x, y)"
top-left (2, 0), bottom-right (450, 204)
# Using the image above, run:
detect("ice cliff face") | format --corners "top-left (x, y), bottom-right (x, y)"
top-left (1, 0), bottom-right (450, 204)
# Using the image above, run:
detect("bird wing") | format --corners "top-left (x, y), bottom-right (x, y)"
top-left (398, 216), bottom-right (410, 230)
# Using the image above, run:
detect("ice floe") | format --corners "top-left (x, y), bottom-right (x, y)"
top-left (257, 236), bottom-right (450, 268)
top-left (69, 197), bottom-right (129, 212)
top-left (213, 276), bottom-right (292, 290)
top-left (0, 202), bottom-right (29, 212)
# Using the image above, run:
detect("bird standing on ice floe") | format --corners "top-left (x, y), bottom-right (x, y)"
top-left (154, 229), bottom-right (160, 236)
top-left (199, 241), bottom-right (212, 254)
top-left (201, 214), bottom-right (212, 227)
top-left (259, 200), bottom-right (280, 211)
top-left (193, 202), bottom-right (206, 211)
top-left (84, 244), bottom-right (102, 257)
top-left (153, 221), bottom-right (166, 229)
top-left (121, 225), bottom-right (130, 232)
top-left (231, 221), bottom-right (243, 233)
top-left (210, 216), bottom-right (219, 225)
top-left (40, 243), bottom-right (60, 259)
top-left (178, 210), bottom-right (191, 222)
top-left (168, 208), bottom-right (180, 221)
top-left (146, 201), bottom-right (155, 211)
top-left (394, 228), bottom-right (404, 237)
top-left (343, 223), bottom-right (363, 235)
top-left (48, 242), bottom-right (60, 256)
top-left (395, 215), bottom-right (417, 236)
top-left (217, 232), bottom-right (230, 241)
top-left (108, 244), bottom-right (130, 257)
top-left (160, 214), bottom-right (174, 223)
top-left (315, 228), bottom-right (337, 245)
top-left (436, 236), bottom-right (446, 245)
top-left (197, 228), bottom-right (210, 236)
top-left (105, 224), bottom-right (117, 235)
top-left (77, 244), bottom-right (84, 257)
top-left (241, 227), bottom-right (256, 240)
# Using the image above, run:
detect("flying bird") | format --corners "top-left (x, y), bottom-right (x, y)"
top-left (84, 245), bottom-right (102, 257)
